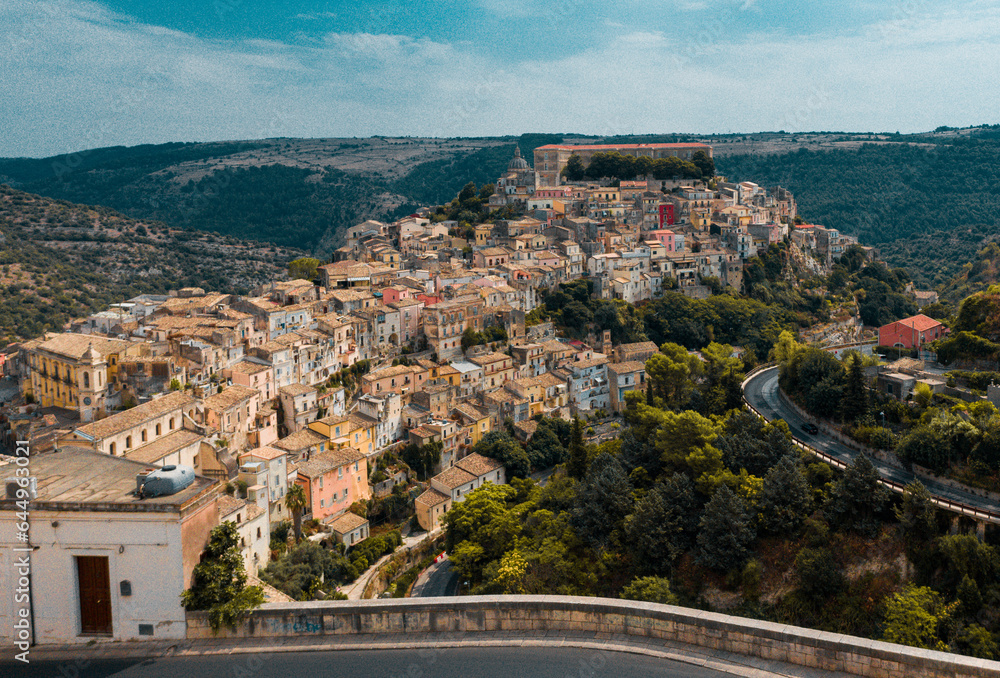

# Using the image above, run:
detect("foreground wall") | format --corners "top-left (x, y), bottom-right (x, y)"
top-left (188, 596), bottom-right (1000, 678)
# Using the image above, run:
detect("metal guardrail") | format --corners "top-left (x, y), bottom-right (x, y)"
top-left (741, 366), bottom-right (1000, 525)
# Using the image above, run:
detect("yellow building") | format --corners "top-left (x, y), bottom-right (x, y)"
top-left (309, 412), bottom-right (377, 457)
top-left (451, 403), bottom-right (491, 448)
top-left (22, 334), bottom-right (140, 422)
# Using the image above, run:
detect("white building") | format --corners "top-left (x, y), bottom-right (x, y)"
top-left (0, 448), bottom-right (221, 643)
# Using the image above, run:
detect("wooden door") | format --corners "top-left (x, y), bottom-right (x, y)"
top-left (77, 556), bottom-right (112, 635)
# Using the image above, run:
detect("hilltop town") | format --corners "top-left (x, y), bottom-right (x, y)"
top-left (0, 142), bottom-right (884, 643)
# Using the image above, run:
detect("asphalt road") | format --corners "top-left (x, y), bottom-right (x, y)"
top-left (410, 555), bottom-right (460, 597)
top-left (743, 366), bottom-right (1000, 517)
top-left (5, 647), bottom-right (733, 678)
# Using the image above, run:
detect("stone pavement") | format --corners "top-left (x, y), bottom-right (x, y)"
top-left (26, 630), bottom-right (855, 678)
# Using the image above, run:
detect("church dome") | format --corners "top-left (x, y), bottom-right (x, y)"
top-left (508, 146), bottom-right (529, 171)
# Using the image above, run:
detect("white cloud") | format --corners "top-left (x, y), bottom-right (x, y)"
top-left (2, 0), bottom-right (1000, 156)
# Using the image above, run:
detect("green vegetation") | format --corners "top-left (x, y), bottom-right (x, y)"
top-left (0, 185), bottom-right (298, 341)
top-left (181, 522), bottom-right (265, 630)
top-left (0, 134), bottom-right (565, 253)
top-left (560, 150), bottom-right (711, 182)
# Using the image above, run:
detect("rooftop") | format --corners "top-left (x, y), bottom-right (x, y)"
top-left (75, 391), bottom-right (196, 441)
top-left (455, 452), bottom-right (503, 477)
top-left (295, 448), bottom-right (364, 478)
top-left (123, 428), bottom-right (204, 465)
top-left (273, 428), bottom-right (328, 452)
top-left (328, 511), bottom-right (368, 533)
top-left (0, 447), bottom-right (217, 512)
top-left (202, 385), bottom-right (258, 411)
top-left (433, 465), bottom-right (477, 489)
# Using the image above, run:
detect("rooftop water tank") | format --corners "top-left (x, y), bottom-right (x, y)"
top-left (136, 464), bottom-right (195, 498)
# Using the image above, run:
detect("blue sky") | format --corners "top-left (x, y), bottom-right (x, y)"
top-left (2, 0), bottom-right (999, 157)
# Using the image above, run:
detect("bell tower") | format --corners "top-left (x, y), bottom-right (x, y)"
top-left (79, 343), bottom-right (107, 423)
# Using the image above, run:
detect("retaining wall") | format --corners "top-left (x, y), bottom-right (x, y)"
top-left (186, 596), bottom-right (1000, 678)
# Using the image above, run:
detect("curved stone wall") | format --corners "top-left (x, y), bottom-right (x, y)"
top-left (187, 595), bottom-right (1000, 678)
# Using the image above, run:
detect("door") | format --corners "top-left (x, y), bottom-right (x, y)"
top-left (77, 556), bottom-right (112, 635)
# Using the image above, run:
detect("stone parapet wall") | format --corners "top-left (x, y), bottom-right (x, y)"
top-left (187, 596), bottom-right (1000, 678)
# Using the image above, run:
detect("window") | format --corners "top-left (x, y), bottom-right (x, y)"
top-left (83, 372), bottom-right (90, 388)
top-left (141, 429), bottom-right (147, 443)
top-left (338, 467), bottom-right (343, 479)
top-left (155, 423), bottom-right (161, 436)
top-left (125, 435), bottom-right (132, 449)
top-left (169, 417), bottom-right (175, 430)
top-left (109, 442), bottom-right (116, 456)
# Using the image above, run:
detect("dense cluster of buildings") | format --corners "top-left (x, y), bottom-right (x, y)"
top-left (0, 141), bottom-right (847, 644)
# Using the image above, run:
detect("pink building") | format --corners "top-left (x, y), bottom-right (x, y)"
top-left (294, 447), bottom-right (370, 523)
top-left (380, 286), bottom-right (413, 305)
top-left (878, 315), bottom-right (946, 349)
top-left (647, 229), bottom-right (676, 252)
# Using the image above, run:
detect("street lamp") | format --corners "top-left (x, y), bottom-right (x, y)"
top-left (880, 411), bottom-right (885, 430)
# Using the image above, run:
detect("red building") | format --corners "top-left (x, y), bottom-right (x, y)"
top-left (878, 314), bottom-right (946, 349)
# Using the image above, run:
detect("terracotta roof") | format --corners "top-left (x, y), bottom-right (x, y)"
top-left (456, 453), bottom-right (503, 477)
top-left (229, 360), bottom-right (271, 375)
top-left (329, 512), bottom-right (368, 533)
top-left (273, 428), bottom-right (327, 453)
top-left (241, 446), bottom-right (287, 461)
top-left (433, 466), bottom-right (477, 489)
top-left (35, 334), bottom-right (134, 360)
top-left (75, 391), bottom-right (196, 441)
top-left (202, 385), bottom-right (258, 411)
top-left (279, 383), bottom-right (316, 397)
top-left (294, 448), bottom-right (364, 478)
top-left (608, 361), bottom-right (646, 374)
top-left (889, 314), bottom-right (943, 332)
top-left (416, 488), bottom-right (450, 507)
top-left (123, 428), bottom-right (204, 464)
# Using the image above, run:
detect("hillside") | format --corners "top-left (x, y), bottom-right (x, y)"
top-left (4, 127), bottom-right (1000, 267)
top-left (0, 186), bottom-right (303, 341)
top-left (0, 135), bottom-right (564, 254)
top-left (716, 127), bottom-right (1000, 287)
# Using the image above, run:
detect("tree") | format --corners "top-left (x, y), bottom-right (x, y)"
top-left (288, 257), bottom-right (320, 282)
top-left (881, 585), bottom-right (956, 651)
top-left (894, 481), bottom-right (938, 551)
top-left (624, 473), bottom-right (698, 574)
top-left (715, 411), bottom-right (796, 478)
top-left (691, 150), bottom-right (715, 178)
top-left (285, 483), bottom-right (308, 542)
top-left (841, 354), bottom-right (868, 421)
top-left (620, 576), bottom-right (678, 605)
top-left (896, 426), bottom-right (952, 474)
top-left (181, 522), bottom-right (265, 629)
top-left (401, 441), bottom-right (442, 480)
top-left (472, 431), bottom-right (530, 479)
top-left (645, 343), bottom-right (702, 409)
top-left (759, 456), bottom-right (812, 534)
top-left (444, 483), bottom-right (519, 580)
top-left (696, 484), bottom-right (756, 572)
top-left (570, 453), bottom-right (634, 549)
top-left (567, 416), bottom-right (588, 479)
top-left (794, 547), bottom-right (844, 604)
top-left (525, 425), bottom-right (566, 469)
top-left (825, 453), bottom-right (890, 537)
top-left (562, 154), bottom-right (586, 181)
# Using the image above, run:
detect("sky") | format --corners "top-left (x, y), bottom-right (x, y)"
top-left (2, 0), bottom-right (1000, 157)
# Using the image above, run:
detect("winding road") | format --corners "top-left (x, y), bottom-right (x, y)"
top-left (743, 366), bottom-right (1000, 523)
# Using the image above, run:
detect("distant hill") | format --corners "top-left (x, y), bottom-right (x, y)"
top-left (0, 186), bottom-right (304, 341)
top-left (4, 127), bottom-right (1000, 273)
top-left (715, 126), bottom-right (1000, 287)
top-left (939, 243), bottom-right (1000, 303)
top-left (0, 135), bottom-right (564, 255)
